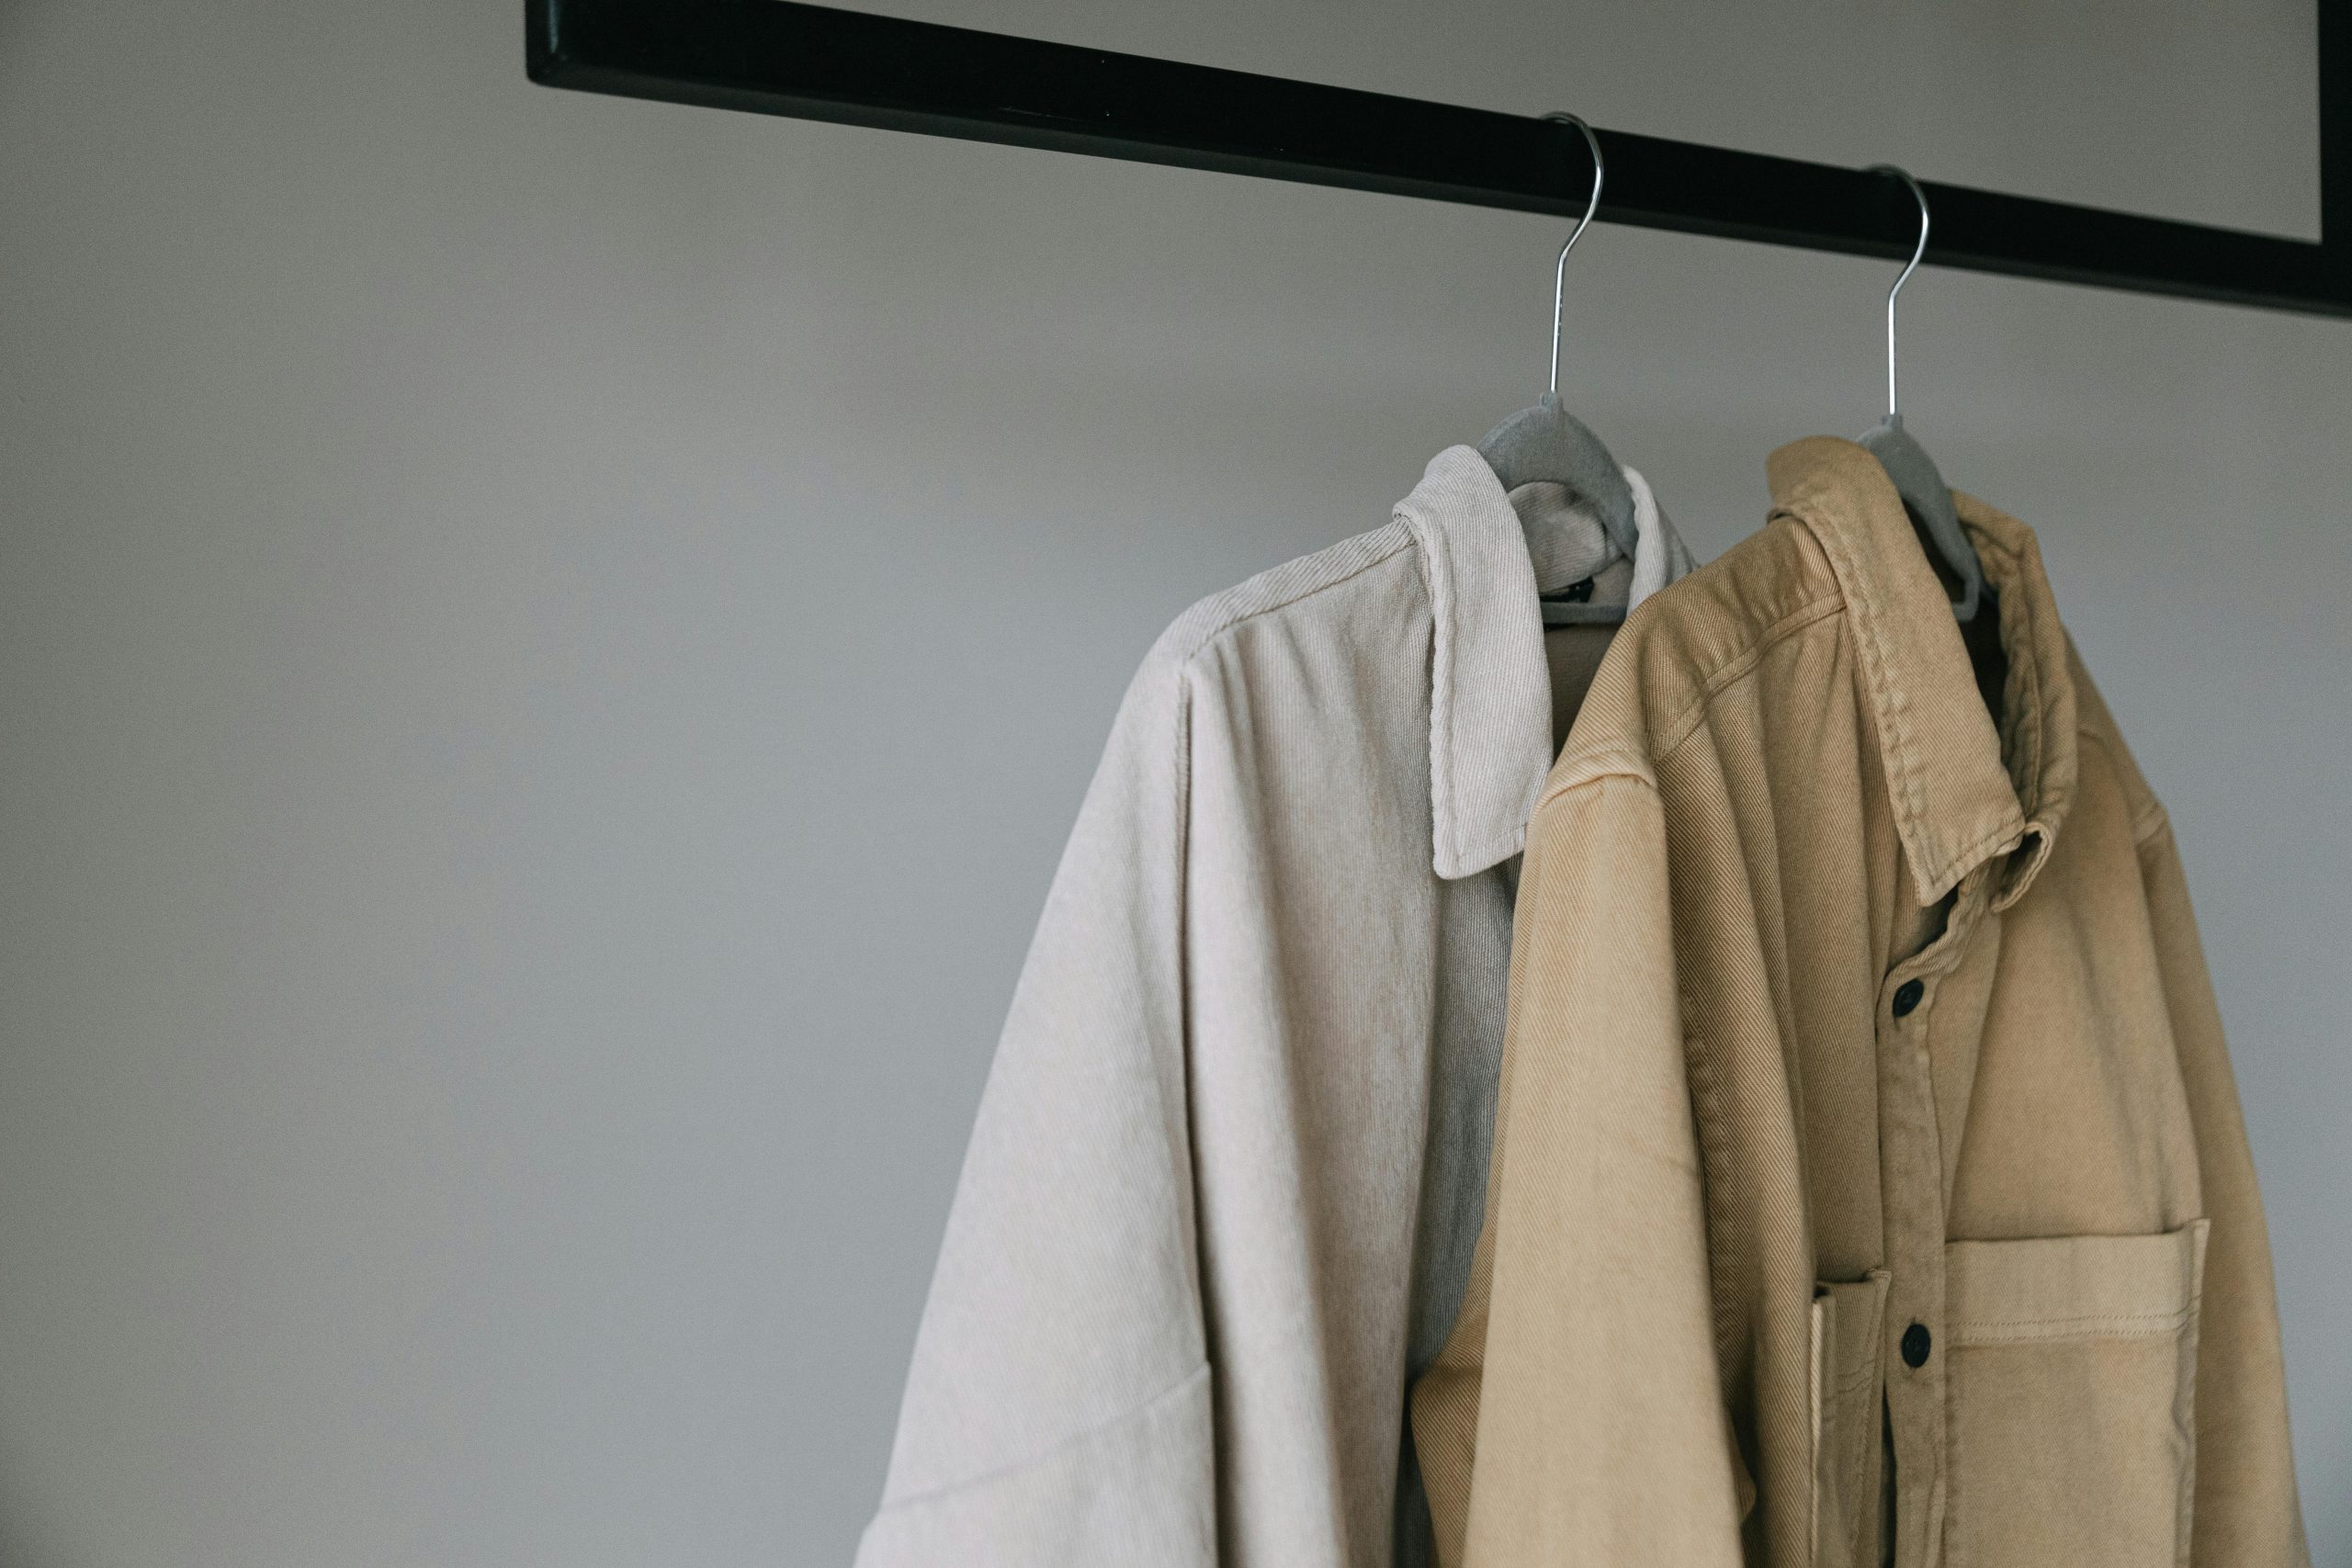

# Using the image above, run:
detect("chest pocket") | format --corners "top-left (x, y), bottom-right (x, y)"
top-left (1810, 1271), bottom-right (1891, 1568)
top-left (1941, 1220), bottom-right (2210, 1568)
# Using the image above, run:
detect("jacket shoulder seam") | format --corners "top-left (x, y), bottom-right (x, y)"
top-left (1654, 592), bottom-right (1849, 761)
top-left (1156, 530), bottom-right (1420, 673)
top-left (1542, 591), bottom-right (1845, 811)
top-left (2077, 723), bottom-right (2170, 845)
top-left (1535, 755), bottom-right (1663, 815)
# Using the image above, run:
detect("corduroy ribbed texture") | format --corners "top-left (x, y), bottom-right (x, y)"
top-left (857, 448), bottom-right (1694, 1568)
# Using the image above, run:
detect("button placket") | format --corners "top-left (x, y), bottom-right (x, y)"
top-left (1874, 867), bottom-right (1995, 1568)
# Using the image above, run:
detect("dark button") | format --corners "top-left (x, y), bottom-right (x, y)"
top-left (1891, 978), bottom-right (1925, 1018)
top-left (1901, 1322), bottom-right (1932, 1368)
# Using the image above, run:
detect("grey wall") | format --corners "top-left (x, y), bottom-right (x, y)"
top-left (2, 2), bottom-right (2345, 1564)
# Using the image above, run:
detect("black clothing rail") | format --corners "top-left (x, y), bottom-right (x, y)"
top-left (528, 0), bottom-right (2352, 321)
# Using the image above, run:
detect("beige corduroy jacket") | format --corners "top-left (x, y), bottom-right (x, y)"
top-left (857, 448), bottom-right (1694, 1568)
top-left (1412, 437), bottom-right (2307, 1568)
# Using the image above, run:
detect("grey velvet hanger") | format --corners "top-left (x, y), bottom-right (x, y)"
top-left (1858, 164), bottom-right (1985, 622)
top-left (1477, 112), bottom-right (1640, 570)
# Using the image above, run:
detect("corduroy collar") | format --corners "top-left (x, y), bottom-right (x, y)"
top-left (1765, 437), bottom-right (2077, 908)
top-left (1399, 445), bottom-right (1691, 879)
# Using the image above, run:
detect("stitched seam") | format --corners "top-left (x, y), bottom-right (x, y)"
top-left (1170, 528), bottom-right (1449, 864)
top-left (1165, 534), bottom-right (1420, 668)
top-left (1427, 517), bottom-right (1466, 871)
top-left (1170, 667), bottom-right (1197, 1286)
top-left (1536, 591), bottom-right (1847, 814)
top-left (1948, 1307), bottom-right (2192, 1346)
top-left (1536, 592), bottom-right (1847, 817)
top-left (2008, 564), bottom-right (2046, 819)
top-left (2079, 726), bottom-right (2173, 845)
top-left (870, 1361), bottom-right (1213, 1514)
top-left (1654, 592), bottom-right (1849, 759)
top-left (1930, 816), bottom-right (2027, 895)
top-left (1534, 756), bottom-right (1660, 815)
top-left (1968, 526), bottom-right (2047, 820)
top-left (1684, 1014), bottom-right (1744, 1401)
top-left (1833, 1358), bottom-right (1881, 1395)
top-left (1799, 510), bottom-right (1941, 877)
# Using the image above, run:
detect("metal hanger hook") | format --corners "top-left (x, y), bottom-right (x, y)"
top-left (1869, 164), bottom-right (1930, 423)
top-left (1545, 112), bottom-right (1603, 399)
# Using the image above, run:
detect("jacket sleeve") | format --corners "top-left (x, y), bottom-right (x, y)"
top-left (854, 652), bottom-right (1216, 1568)
top-left (2138, 819), bottom-right (2311, 1567)
top-left (1411, 774), bottom-right (1744, 1567)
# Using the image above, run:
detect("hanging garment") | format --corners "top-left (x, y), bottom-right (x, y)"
top-left (1410, 437), bottom-right (2307, 1568)
top-left (854, 447), bottom-right (1694, 1568)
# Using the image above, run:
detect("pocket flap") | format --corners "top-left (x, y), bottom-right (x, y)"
top-left (1945, 1219), bottom-right (2208, 1348)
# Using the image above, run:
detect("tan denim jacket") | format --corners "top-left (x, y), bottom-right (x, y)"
top-left (1412, 438), bottom-right (2307, 1568)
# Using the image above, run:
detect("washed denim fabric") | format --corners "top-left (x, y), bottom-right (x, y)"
top-left (856, 448), bottom-right (1692, 1568)
top-left (1411, 437), bottom-right (2307, 1568)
